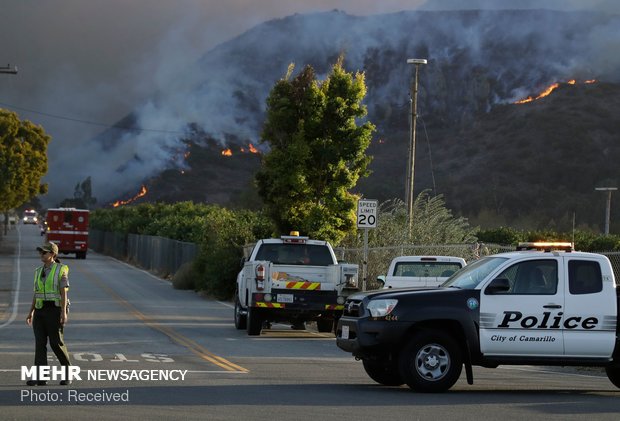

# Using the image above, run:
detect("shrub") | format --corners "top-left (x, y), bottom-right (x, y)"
top-left (194, 209), bottom-right (274, 299)
top-left (171, 261), bottom-right (198, 290)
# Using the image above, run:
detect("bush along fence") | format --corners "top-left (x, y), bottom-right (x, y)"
top-left (90, 229), bottom-right (198, 278)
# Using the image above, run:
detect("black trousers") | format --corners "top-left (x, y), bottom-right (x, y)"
top-left (32, 302), bottom-right (71, 367)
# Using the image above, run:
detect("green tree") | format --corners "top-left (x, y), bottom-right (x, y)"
top-left (256, 59), bottom-right (375, 244)
top-left (0, 109), bottom-right (50, 234)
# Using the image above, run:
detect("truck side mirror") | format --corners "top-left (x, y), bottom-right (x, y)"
top-left (239, 256), bottom-right (247, 267)
top-left (376, 275), bottom-right (386, 288)
top-left (485, 277), bottom-right (510, 295)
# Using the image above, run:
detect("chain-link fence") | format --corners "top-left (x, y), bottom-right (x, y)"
top-left (334, 243), bottom-right (513, 290)
top-left (90, 229), bottom-right (198, 277)
top-left (599, 252), bottom-right (620, 284)
top-left (89, 230), bottom-right (127, 260)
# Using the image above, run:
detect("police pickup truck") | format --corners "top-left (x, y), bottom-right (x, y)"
top-left (235, 232), bottom-right (359, 335)
top-left (336, 242), bottom-right (620, 392)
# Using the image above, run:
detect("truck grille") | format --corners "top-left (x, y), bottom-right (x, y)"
top-left (343, 299), bottom-right (363, 317)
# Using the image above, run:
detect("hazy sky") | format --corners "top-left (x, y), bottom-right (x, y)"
top-left (0, 0), bottom-right (616, 205)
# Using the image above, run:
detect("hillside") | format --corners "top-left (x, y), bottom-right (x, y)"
top-left (429, 81), bottom-right (620, 230)
top-left (96, 9), bottom-right (620, 232)
top-left (135, 80), bottom-right (620, 232)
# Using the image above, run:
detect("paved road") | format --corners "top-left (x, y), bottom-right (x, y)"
top-left (0, 225), bottom-right (618, 420)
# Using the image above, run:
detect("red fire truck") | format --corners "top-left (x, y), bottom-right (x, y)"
top-left (45, 208), bottom-right (89, 259)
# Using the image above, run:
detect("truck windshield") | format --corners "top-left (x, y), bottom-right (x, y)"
top-left (255, 244), bottom-right (334, 266)
top-left (442, 257), bottom-right (508, 289)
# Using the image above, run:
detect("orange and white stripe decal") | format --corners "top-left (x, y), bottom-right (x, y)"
top-left (256, 302), bottom-right (285, 308)
top-left (285, 281), bottom-right (321, 290)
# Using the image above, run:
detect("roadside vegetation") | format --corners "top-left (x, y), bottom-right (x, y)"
top-left (90, 202), bottom-right (273, 298)
top-left (91, 197), bottom-right (620, 299)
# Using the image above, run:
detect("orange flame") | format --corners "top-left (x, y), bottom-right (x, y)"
top-left (112, 185), bottom-right (148, 208)
top-left (515, 79), bottom-right (599, 104)
top-left (515, 83), bottom-right (560, 104)
top-left (223, 144), bottom-right (259, 155)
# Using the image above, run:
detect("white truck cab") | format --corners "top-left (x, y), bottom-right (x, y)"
top-left (378, 255), bottom-right (467, 289)
top-left (235, 232), bottom-right (359, 335)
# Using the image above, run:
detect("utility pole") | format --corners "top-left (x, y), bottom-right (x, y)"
top-left (595, 187), bottom-right (617, 235)
top-left (0, 64), bottom-right (18, 74)
top-left (405, 58), bottom-right (427, 238)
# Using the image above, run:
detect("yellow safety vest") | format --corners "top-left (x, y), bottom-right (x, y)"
top-left (34, 263), bottom-right (69, 309)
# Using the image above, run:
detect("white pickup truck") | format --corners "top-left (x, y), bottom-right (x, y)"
top-left (378, 256), bottom-right (466, 289)
top-left (337, 242), bottom-right (620, 392)
top-left (234, 233), bottom-right (359, 335)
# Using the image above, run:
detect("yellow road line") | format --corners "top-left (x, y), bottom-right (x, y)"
top-left (82, 270), bottom-right (248, 373)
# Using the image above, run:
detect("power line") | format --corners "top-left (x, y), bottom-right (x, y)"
top-left (0, 100), bottom-right (184, 135)
top-left (419, 116), bottom-right (437, 195)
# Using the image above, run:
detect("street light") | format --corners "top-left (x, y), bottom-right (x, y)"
top-left (405, 58), bottom-right (427, 238)
top-left (595, 187), bottom-right (617, 235)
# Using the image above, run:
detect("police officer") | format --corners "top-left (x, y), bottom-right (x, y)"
top-left (25, 242), bottom-right (72, 386)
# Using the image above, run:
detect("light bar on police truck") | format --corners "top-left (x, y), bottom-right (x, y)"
top-left (516, 242), bottom-right (574, 252)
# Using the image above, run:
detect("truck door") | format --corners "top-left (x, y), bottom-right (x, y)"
top-left (562, 257), bottom-right (617, 358)
top-left (480, 258), bottom-right (564, 356)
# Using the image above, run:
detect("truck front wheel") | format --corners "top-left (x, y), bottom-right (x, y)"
top-left (246, 307), bottom-right (263, 336)
top-left (363, 359), bottom-right (404, 386)
top-left (398, 330), bottom-right (462, 393)
top-left (605, 366), bottom-right (620, 388)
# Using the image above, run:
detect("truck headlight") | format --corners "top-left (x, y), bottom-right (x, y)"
top-left (367, 299), bottom-right (398, 317)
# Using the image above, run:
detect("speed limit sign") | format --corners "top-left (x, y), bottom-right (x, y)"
top-left (357, 199), bottom-right (378, 228)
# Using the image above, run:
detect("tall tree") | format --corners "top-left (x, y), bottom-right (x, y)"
top-left (0, 109), bottom-right (50, 234)
top-left (256, 59), bottom-right (375, 244)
